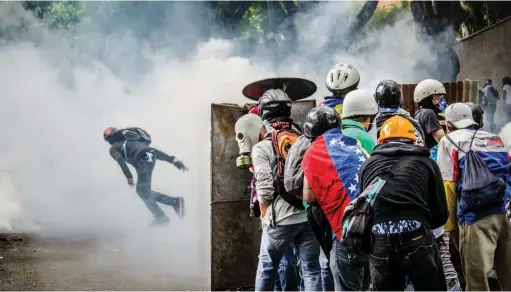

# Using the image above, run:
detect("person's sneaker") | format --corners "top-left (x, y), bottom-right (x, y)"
top-left (149, 216), bottom-right (170, 227)
top-left (173, 196), bottom-right (185, 219)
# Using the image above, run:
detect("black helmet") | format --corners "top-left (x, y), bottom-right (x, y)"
top-left (374, 80), bottom-right (402, 108)
top-left (303, 107), bottom-right (341, 139)
top-left (104, 127), bottom-right (122, 144)
top-left (257, 89), bottom-right (292, 121)
top-left (466, 102), bottom-right (484, 129)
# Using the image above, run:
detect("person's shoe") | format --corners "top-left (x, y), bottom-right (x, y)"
top-left (149, 216), bottom-right (170, 227)
top-left (173, 196), bottom-right (185, 219)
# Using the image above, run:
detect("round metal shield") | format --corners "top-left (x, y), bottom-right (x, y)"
top-left (242, 77), bottom-right (317, 101)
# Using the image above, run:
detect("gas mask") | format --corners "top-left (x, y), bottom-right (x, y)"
top-left (234, 114), bottom-right (264, 169)
top-left (435, 96), bottom-right (448, 113)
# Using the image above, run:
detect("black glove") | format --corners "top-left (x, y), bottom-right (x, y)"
top-left (174, 160), bottom-right (189, 172)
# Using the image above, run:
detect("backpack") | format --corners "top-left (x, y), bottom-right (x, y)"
top-left (266, 128), bottom-right (305, 210)
top-left (445, 130), bottom-right (506, 214)
top-left (340, 156), bottom-right (411, 254)
top-left (306, 205), bottom-right (333, 256)
top-left (119, 127), bottom-right (152, 145)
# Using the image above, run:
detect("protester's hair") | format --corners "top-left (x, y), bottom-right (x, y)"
top-left (502, 76), bottom-right (511, 87)
top-left (350, 116), bottom-right (371, 122)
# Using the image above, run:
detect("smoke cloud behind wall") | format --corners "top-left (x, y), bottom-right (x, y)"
top-left (0, 1), bottom-right (454, 289)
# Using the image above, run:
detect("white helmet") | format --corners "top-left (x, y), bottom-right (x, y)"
top-left (342, 89), bottom-right (378, 119)
top-left (414, 79), bottom-right (446, 103)
top-left (325, 63), bottom-right (360, 94)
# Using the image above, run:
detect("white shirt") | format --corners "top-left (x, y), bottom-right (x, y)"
top-left (503, 84), bottom-right (511, 105)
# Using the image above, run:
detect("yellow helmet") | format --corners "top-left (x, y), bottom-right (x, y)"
top-left (378, 115), bottom-right (416, 144)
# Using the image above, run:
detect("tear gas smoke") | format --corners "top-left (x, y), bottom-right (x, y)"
top-left (0, 1), bottom-right (455, 289)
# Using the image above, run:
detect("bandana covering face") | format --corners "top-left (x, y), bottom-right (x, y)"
top-left (436, 97), bottom-right (448, 113)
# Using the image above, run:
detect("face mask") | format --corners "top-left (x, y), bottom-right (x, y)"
top-left (234, 114), bottom-right (265, 169)
top-left (235, 130), bottom-right (253, 169)
top-left (436, 97), bottom-right (448, 113)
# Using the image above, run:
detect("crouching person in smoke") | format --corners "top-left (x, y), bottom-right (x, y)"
top-left (358, 116), bottom-right (448, 291)
top-left (234, 113), bottom-right (322, 292)
top-left (300, 107), bottom-right (370, 291)
top-left (437, 103), bottom-right (511, 291)
top-left (103, 127), bottom-right (187, 226)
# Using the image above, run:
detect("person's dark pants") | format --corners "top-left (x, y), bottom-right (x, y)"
top-left (330, 238), bottom-right (370, 291)
top-left (506, 104), bottom-right (511, 123)
top-left (135, 151), bottom-right (178, 220)
top-left (274, 245), bottom-right (298, 291)
top-left (369, 229), bottom-right (447, 291)
top-left (485, 103), bottom-right (497, 132)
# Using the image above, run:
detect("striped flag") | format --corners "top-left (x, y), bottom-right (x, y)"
top-left (302, 128), bottom-right (368, 240)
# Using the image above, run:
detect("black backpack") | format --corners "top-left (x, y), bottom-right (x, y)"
top-left (445, 130), bottom-right (506, 214)
top-left (119, 127), bottom-right (152, 145)
top-left (306, 205), bottom-right (333, 256)
top-left (340, 156), bottom-right (411, 254)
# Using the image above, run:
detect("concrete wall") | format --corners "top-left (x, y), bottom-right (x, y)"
top-left (454, 16), bottom-right (511, 130)
top-left (455, 17), bottom-right (511, 88)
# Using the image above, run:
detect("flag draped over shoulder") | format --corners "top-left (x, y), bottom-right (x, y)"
top-left (302, 128), bottom-right (368, 239)
top-left (319, 99), bottom-right (344, 117)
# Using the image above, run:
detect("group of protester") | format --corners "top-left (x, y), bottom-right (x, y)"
top-left (234, 63), bottom-right (511, 291)
top-left (479, 77), bottom-right (511, 133)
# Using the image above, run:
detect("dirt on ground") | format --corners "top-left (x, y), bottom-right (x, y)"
top-left (0, 233), bottom-right (205, 291)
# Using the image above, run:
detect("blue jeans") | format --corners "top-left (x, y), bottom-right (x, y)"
top-left (255, 222), bottom-right (322, 291)
top-left (485, 103), bottom-right (496, 132)
top-left (274, 245), bottom-right (298, 291)
top-left (330, 239), bottom-right (370, 291)
top-left (299, 249), bottom-right (333, 291)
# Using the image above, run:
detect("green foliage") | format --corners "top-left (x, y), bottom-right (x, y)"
top-left (365, 1), bottom-right (410, 32)
top-left (237, 2), bottom-right (265, 39)
top-left (460, 1), bottom-right (511, 38)
top-left (44, 1), bottom-right (86, 30)
top-left (22, 1), bottom-right (87, 31)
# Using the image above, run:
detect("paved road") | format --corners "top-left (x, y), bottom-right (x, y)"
top-left (0, 232), bottom-right (208, 290)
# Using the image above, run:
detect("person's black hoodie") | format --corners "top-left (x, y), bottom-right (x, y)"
top-left (359, 142), bottom-right (448, 229)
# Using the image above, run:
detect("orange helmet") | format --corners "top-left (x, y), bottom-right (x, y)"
top-left (378, 116), bottom-right (416, 144)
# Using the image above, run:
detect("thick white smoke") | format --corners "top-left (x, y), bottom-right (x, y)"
top-left (0, 1), bottom-right (452, 289)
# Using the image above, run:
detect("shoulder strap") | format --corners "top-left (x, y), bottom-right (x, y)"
top-left (444, 129), bottom-right (478, 154)
top-left (468, 129), bottom-right (478, 150)
top-left (444, 134), bottom-right (464, 153)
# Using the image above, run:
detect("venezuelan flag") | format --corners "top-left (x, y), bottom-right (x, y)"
top-left (319, 99), bottom-right (344, 117)
top-left (302, 128), bottom-right (368, 240)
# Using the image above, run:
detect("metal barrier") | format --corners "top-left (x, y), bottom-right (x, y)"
top-left (210, 100), bottom-right (316, 290)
